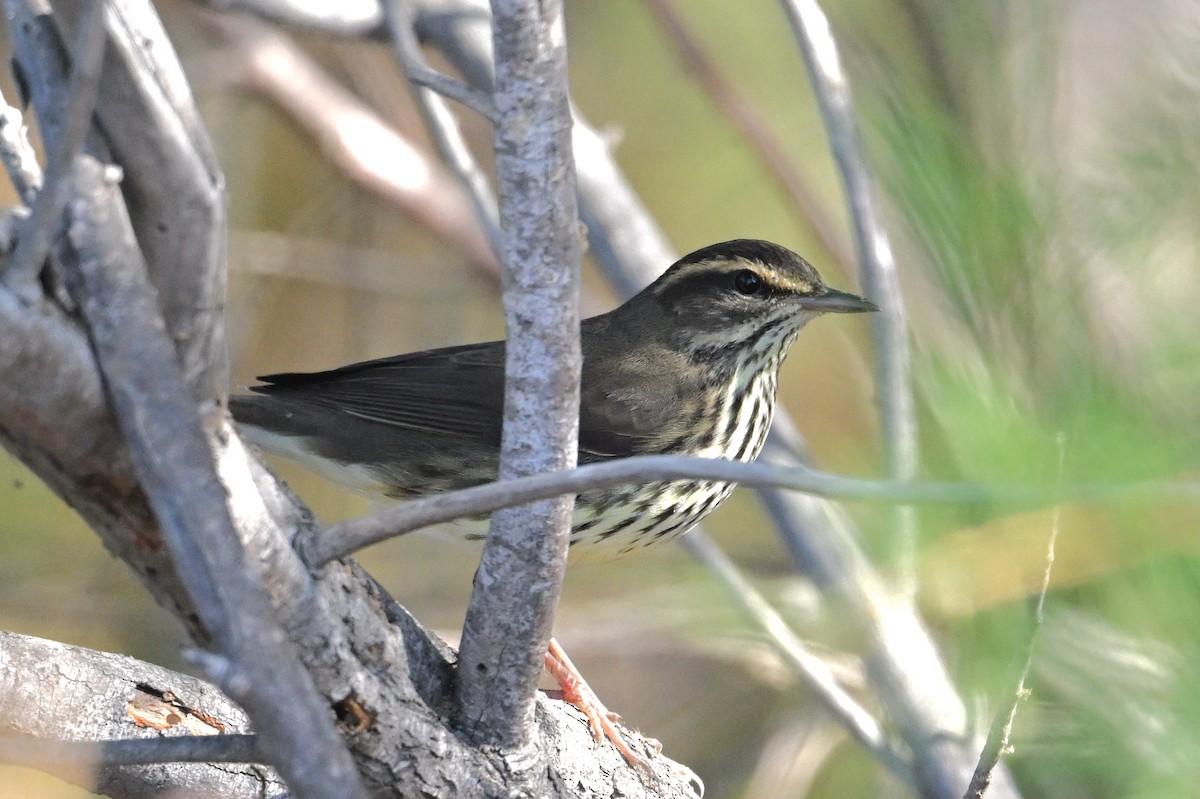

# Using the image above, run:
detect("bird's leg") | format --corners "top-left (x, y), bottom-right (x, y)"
top-left (544, 637), bottom-right (657, 770)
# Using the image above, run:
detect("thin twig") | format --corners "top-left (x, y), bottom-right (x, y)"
top-left (3, 0), bottom-right (106, 297)
top-left (962, 434), bottom-right (1064, 799)
top-left (680, 530), bottom-right (912, 780)
top-left (383, 0), bottom-right (503, 258)
top-left (779, 0), bottom-right (921, 594)
top-left (641, 0), bottom-right (853, 269)
top-left (301, 452), bottom-right (1198, 566)
top-left (199, 10), bottom-right (500, 275)
top-left (0, 734), bottom-right (265, 769)
top-left (405, 61), bottom-right (495, 119)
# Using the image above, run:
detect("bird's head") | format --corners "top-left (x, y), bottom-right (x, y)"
top-left (635, 239), bottom-right (877, 354)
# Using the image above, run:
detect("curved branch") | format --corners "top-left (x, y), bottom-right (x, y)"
top-left (302, 452), bottom-right (1197, 566)
top-left (383, 0), bottom-right (502, 257)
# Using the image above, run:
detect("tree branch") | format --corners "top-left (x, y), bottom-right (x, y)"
top-left (775, 4), bottom-right (1008, 795)
top-left (5, 7), bottom-right (363, 794)
top-left (680, 530), bottom-right (912, 779)
top-left (58, 152), bottom-right (367, 799)
top-left (454, 0), bottom-right (581, 757)
top-left (2, 0), bottom-right (105, 298)
top-left (0, 2), bottom-right (700, 794)
top-left (383, 0), bottom-right (502, 257)
top-left (304, 452), bottom-right (1196, 566)
top-left (385, 0), bottom-right (497, 122)
top-left (2, 0), bottom-right (208, 639)
top-left (51, 0), bottom-right (230, 402)
top-left (0, 631), bottom-right (283, 798)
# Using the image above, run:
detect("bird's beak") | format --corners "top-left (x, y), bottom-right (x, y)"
top-left (803, 287), bottom-right (879, 314)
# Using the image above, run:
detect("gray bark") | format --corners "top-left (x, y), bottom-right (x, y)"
top-left (0, 631), bottom-right (284, 799)
top-left (455, 0), bottom-right (582, 756)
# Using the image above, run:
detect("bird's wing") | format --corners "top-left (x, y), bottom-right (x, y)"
top-left (577, 353), bottom-right (696, 460)
top-left (251, 341), bottom-right (506, 442)
top-left (253, 340), bottom-right (695, 460)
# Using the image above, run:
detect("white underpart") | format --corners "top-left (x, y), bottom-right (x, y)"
top-left (240, 425), bottom-right (393, 497)
top-left (571, 312), bottom-right (809, 560)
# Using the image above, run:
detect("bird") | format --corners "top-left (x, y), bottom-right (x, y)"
top-left (230, 238), bottom-right (876, 764)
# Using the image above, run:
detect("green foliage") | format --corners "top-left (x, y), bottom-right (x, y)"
top-left (859, 3), bottom-right (1200, 798)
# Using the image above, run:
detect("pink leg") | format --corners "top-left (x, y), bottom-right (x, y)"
top-left (544, 637), bottom-right (651, 770)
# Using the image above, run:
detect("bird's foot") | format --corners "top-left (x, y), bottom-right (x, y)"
top-left (544, 637), bottom-right (654, 773)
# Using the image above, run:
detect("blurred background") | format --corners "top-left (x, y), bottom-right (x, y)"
top-left (3, 0), bottom-right (1200, 796)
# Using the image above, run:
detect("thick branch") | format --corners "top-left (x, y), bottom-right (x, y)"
top-left (0, 3), bottom-right (698, 794)
top-left (6, 6), bottom-right (362, 793)
top-left (57, 153), bottom-right (366, 799)
top-left (0, 631), bottom-right (282, 798)
top-left (2, 0), bottom-right (207, 637)
top-left (51, 0), bottom-right (229, 402)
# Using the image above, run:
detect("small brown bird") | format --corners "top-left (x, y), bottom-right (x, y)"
top-left (231, 239), bottom-right (876, 763)
top-left (232, 239), bottom-right (875, 552)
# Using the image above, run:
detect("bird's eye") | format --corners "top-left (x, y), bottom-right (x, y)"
top-left (733, 269), bottom-right (764, 295)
